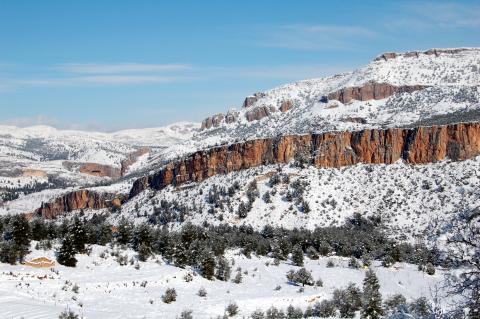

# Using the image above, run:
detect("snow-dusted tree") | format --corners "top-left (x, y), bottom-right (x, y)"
top-left (286, 268), bottom-right (314, 286)
top-left (200, 251), bottom-right (216, 280)
top-left (440, 208), bottom-right (480, 318)
top-left (70, 216), bottom-right (87, 253)
top-left (333, 283), bottom-right (362, 318)
top-left (162, 288), bottom-right (177, 303)
top-left (286, 305), bottom-right (303, 318)
top-left (361, 269), bottom-right (384, 319)
top-left (215, 257), bottom-right (231, 281)
top-left (116, 217), bottom-right (133, 245)
top-left (57, 235), bottom-right (77, 267)
top-left (292, 244), bottom-right (304, 266)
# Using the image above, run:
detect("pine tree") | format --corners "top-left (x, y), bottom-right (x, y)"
top-left (70, 217), bottom-right (87, 253)
top-left (215, 257), bottom-right (231, 281)
top-left (57, 235), bottom-right (77, 267)
top-left (116, 217), bottom-right (133, 245)
top-left (11, 214), bottom-right (30, 247)
top-left (361, 269), bottom-right (384, 319)
top-left (200, 251), bottom-right (216, 280)
top-left (11, 214), bottom-right (31, 262)
top-left (292, 244), bottom-right (304, 266)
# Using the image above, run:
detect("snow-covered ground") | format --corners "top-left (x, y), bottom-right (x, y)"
top-left (0, 244), bottom-right (444, 319)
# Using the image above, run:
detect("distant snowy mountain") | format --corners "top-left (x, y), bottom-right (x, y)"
top-left (0, 122), bottom-right (199, 203)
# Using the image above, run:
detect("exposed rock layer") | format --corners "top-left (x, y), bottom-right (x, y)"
top-left (327, 83), bottom-right (428, 104)
top-left (130, 122), bottom-right (480, 198)
top-left (35, 190), bottom-right (126, 219)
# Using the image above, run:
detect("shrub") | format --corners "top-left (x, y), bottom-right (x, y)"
top-left (198, 287), bottom-right (207, 297)
top-left (162, 288), bottom-right (177, 304)
top-left (348, 257), bottom-right (360, 269)
top-left (251, 309), bottom-right (265, 319)
top-left (58, 309), bottom-right (79, 319)
top-left (286, 268), bottom-right (314, 286)
top-left (384, 294), bottom-right (407, 312)
top-left (313, 300), bottom-right (336, 318)
top-left (225, 302), bottom-right (239, 317)
top-left (425, 263), bottom-right (436, 275)
top-left (326, 260), bottom-right (335, 268)
top-left (179, 310), bottom-right (193, 319)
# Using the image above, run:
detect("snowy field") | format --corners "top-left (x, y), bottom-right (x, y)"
top-left (0, 244), bottom-right (443, 319)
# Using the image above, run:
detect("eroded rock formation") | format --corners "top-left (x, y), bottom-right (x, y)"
top-left (327, 82), bottom-right (428, 104)
top-left (245, 106), bottom-right (276, 122)
top-left (374, 48), bottom-right (474, 61)
top-left (35, 190), bottom-right (127, 219)
top-left (243, 92), bottom-right (266, 108)
top-left (130, 122), bottom-right (480, 198)
top-left (201, 113), bottom-right (225, 130)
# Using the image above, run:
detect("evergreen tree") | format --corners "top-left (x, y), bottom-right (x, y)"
top-left (11, 214), bottom-right (30, 247)
top-left (70, 217), bottom-right (87, 253)
top-left (116, 217), bottom-right (133, 245)
top-left (10, 214), bottom-right (31, 262)
top-left (57, 235), bottom-right (77, 267)
top-left (292, 244), bottom-right (304, 266)
top-left (215, 257), bottom-right (231, 281)
top-left (30, 218), bottom-right (48, 241)
top-left (133, 222), bottom-right (153, 250)
top-left (200, 251), bottom-right (216, 280)
top-left (361, 269), bottom-right (384, 319)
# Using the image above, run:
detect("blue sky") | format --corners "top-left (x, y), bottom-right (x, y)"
top-left (0, 0), bottom-right (479, 131)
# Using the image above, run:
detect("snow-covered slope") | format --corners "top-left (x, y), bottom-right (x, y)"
top-left (158, 48), bottom-right (480, 162)
top-left (0, 122), bottom-right (198, 204)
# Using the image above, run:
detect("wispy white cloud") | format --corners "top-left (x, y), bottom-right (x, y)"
top-left (259, 24), bottom-right (376, 50)
top-left (387, 2), bottom-right (480, 30)
top-left (15, 75), bottom-right (181, 86)
top-left (56, 63), bottom-right (191, 74)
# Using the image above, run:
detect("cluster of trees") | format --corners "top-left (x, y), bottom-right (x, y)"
top-left (1, 213), bottom-right (437, 272)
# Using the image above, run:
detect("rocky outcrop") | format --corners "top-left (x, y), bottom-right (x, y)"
top-left (120, 147), bottom-right (150, 176)
top-left (374, 48), bottom-right (475, 61)
top-left (35, 190), bottom-right (127, 219)
top-left (130, 122), bottom-right (480, 198)
top-left (279, 100), bottom-right (293, 112)
top-left (201, 113), bottom-right (225, 130)
top-left (245, 106), bottom-right (276, 122)
top-left (327, 82), bottom-right (427, 104)
top-left (243, 92), bottom-right (266, 108)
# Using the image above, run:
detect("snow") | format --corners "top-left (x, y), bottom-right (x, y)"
top-left (0, 244), bottom-right (445, 319)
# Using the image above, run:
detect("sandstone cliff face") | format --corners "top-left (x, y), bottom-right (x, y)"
top-left (35, 190), bottom-right (126, 219)
top-left (130, 123), bottom-right (480, 198)
top-left (327, 83), bottom-right (428, 104)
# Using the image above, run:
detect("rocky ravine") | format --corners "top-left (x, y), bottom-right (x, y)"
top-left (129, 122), bottom-right (480, 197)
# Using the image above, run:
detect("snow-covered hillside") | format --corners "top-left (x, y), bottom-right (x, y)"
top-left (0, 122), bottom-right (198, 202)
top-left (159, 48), bottom-right (480, 162)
